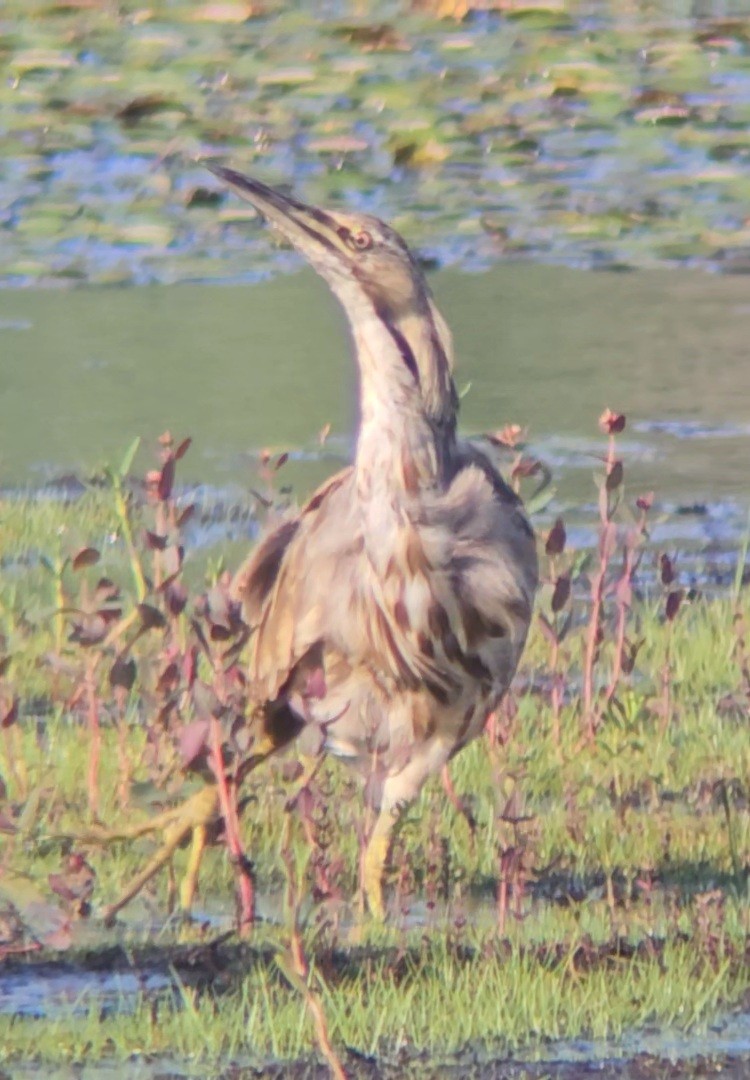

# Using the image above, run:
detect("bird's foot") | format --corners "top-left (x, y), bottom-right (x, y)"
top-left (65, 785), bottom-right (220, 925)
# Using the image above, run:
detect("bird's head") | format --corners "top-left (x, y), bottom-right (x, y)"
top-left (205, 165), bottom-right (431, 321)
top-left (206, 164), bottom-right (457, 428)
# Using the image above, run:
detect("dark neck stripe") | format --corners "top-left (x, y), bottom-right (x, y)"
top-left (373, 302), bottom-right (421, 388)
top-left (426, 307), bottom-right (458, 419)
top-left (426, 310), bottom-right (450, 381)
top-left (388, 323), bottom-right (421, 387)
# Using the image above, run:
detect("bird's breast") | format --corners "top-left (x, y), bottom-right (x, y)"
top-left (352, 523), bottom-right (516, 709)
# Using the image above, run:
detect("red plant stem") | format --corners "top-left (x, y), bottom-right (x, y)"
top-left (153, 502), bottom-right (164, 592)
top-left (514, 860), bottom-right (526, 922)
top-left (605, 545), bottom-right (634, 706)
top-left (583, 431), bottom-right (620, 739)
top-left (497, 871), bottom-right (508, 936)
top-left (606, 608), bottom-right (627, 705)
top-left (2, 727), bottom-right (23, 798)
top-left (486, 709), bottom-right (497, 746)
top-left (0, 941), bottom-right (41, 960)
top-left (85, 659), bottom-right (100, 818)
top-left (279, 816), bottom-right (308, 976)
top-left (114, 685), bottom-right (130, 809)
top-left (209, 716), bottom-right (254, 932)
top-left (279, 819), bottom-right (348, 1080)
top-left (660, 633), bottom-right (673, 735)
top-left (582, 553), bottom-right (606, 741)
top-left (290, 922), bottom-right (309, 985)
top-left (441, 764), bottom-right (476, 845)
top-left (550, 639), bottom-right (562, 747)
top-left (546, 551), bottom-right (563, 747)
top-left (607, 503), bottom-right (649, 706)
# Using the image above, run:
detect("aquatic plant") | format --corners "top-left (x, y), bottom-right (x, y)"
top-left (0, 411), bottom-right (748, 1068)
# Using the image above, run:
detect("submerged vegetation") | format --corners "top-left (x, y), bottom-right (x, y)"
top-left (3, 1), bottom-right (750, 285)
top-left (0, 418), bottom-right (748, 1071)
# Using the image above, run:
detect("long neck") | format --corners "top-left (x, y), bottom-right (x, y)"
top-left (348, 298), bottom-right (458, 505)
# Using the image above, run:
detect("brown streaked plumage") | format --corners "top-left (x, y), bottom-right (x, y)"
top-left (79, 167), bottom-right (538, 923)
top-left (210, 165), bottom-right (538, 917)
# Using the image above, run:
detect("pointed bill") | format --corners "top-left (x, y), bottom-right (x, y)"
top-left (204, 163), bottom-right (346, 264)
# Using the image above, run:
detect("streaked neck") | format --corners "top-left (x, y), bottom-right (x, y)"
top-left (350, 304), bottom-right (457, 502)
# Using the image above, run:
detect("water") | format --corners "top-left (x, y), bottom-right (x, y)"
top-left (1, 937), bottom-right (749, 1076)
top-left (2, 263), bottom-right (750, 538)
top-left (5, 1), bottom-right (750, 288)
top-left (0, 963), bottom-right (173, 1020)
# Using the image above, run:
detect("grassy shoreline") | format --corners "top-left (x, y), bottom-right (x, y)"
top-left (1, 432), bottom-right (749, 1067)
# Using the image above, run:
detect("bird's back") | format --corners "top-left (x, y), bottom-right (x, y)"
top-left (232, 443), bottom-right (537, 777)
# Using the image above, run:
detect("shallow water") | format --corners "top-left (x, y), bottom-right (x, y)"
top-left (3, 263), bottom-right (750, 535)
top-left (1, 935), bottom-right (749, 1078)
top-left (521, 1009), bottom-right (750, 1065)
top-left (0, 964), bottom-right (174, 1020)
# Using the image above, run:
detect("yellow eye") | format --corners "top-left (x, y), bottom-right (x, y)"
top-left (346, 230), bottom-right (373, 252)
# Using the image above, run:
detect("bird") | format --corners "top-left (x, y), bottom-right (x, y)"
top-left (85, 166), bottom-right (538, 923)
top-left (209, 165), bottom-right (538, 917)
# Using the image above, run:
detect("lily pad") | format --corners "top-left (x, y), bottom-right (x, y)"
top-left (1, 0), bottom-right (750, 283)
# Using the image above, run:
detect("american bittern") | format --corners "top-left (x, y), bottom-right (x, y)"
top-left (212, 165), bottom-right (538, 917)
top-left (88, 168), bottom-right (537, 922)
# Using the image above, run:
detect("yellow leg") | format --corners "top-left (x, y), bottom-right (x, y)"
top-left (101, 818), bottom-right (191, 926)
top-left (285, 753), bottom-right (323, 805)
top-left (360, 741), bottom-right (454, 920)
top-left (237, 727), bottom-right (297, 782)
top-left (362, 810), bottom-right (397, 920)
top-left (65, 724), bottom-right (290, 923)
top-left (179, 823), bottom-right (208, 911)
top-left (92, 785), bottom-right (219, 924)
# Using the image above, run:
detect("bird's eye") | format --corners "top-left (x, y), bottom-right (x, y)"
top-left (344, 229), bottom-right (373, 253)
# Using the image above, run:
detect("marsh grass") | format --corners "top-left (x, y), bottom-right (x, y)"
top-left (0, 425), bottom-right (749, 1069)
top-left (1, 934), bottom-right (747, 1067)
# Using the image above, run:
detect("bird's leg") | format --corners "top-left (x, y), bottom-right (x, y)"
top-left (57, 786), bottom-right (220, 924)
top-left (98, 784), bottom-right (220, 925)
top-left (179, 820), bottom-right (209, 912)
top-left (361, 805), bottom-right (399, 920)
top-left (103, 726), bottom-right (293, 920)
top-left (361, 742), bottom-right (455, 919)
top-left (65, 719), bottom-right (298, 922)
top-left (287, 754), bottom-right (325, 805)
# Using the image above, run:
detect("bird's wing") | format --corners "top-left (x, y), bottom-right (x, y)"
top-left (412, 441), bottom-right (537, 695)
top-left (452, 443), bottom-right (538, 660)
top-left (231, 516), bottom-right (300, 627)
top-left (230, 467), bottom-right (355, 706)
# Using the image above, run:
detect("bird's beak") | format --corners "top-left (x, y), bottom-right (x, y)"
top-left (205, 163), bottom-right (346, 265)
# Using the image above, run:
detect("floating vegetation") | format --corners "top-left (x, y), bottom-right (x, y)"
top-left (3, 2), bottom-right (750, 284)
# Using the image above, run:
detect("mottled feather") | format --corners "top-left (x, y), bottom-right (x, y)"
top-left (211, 164), bottom-right (538, 914)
